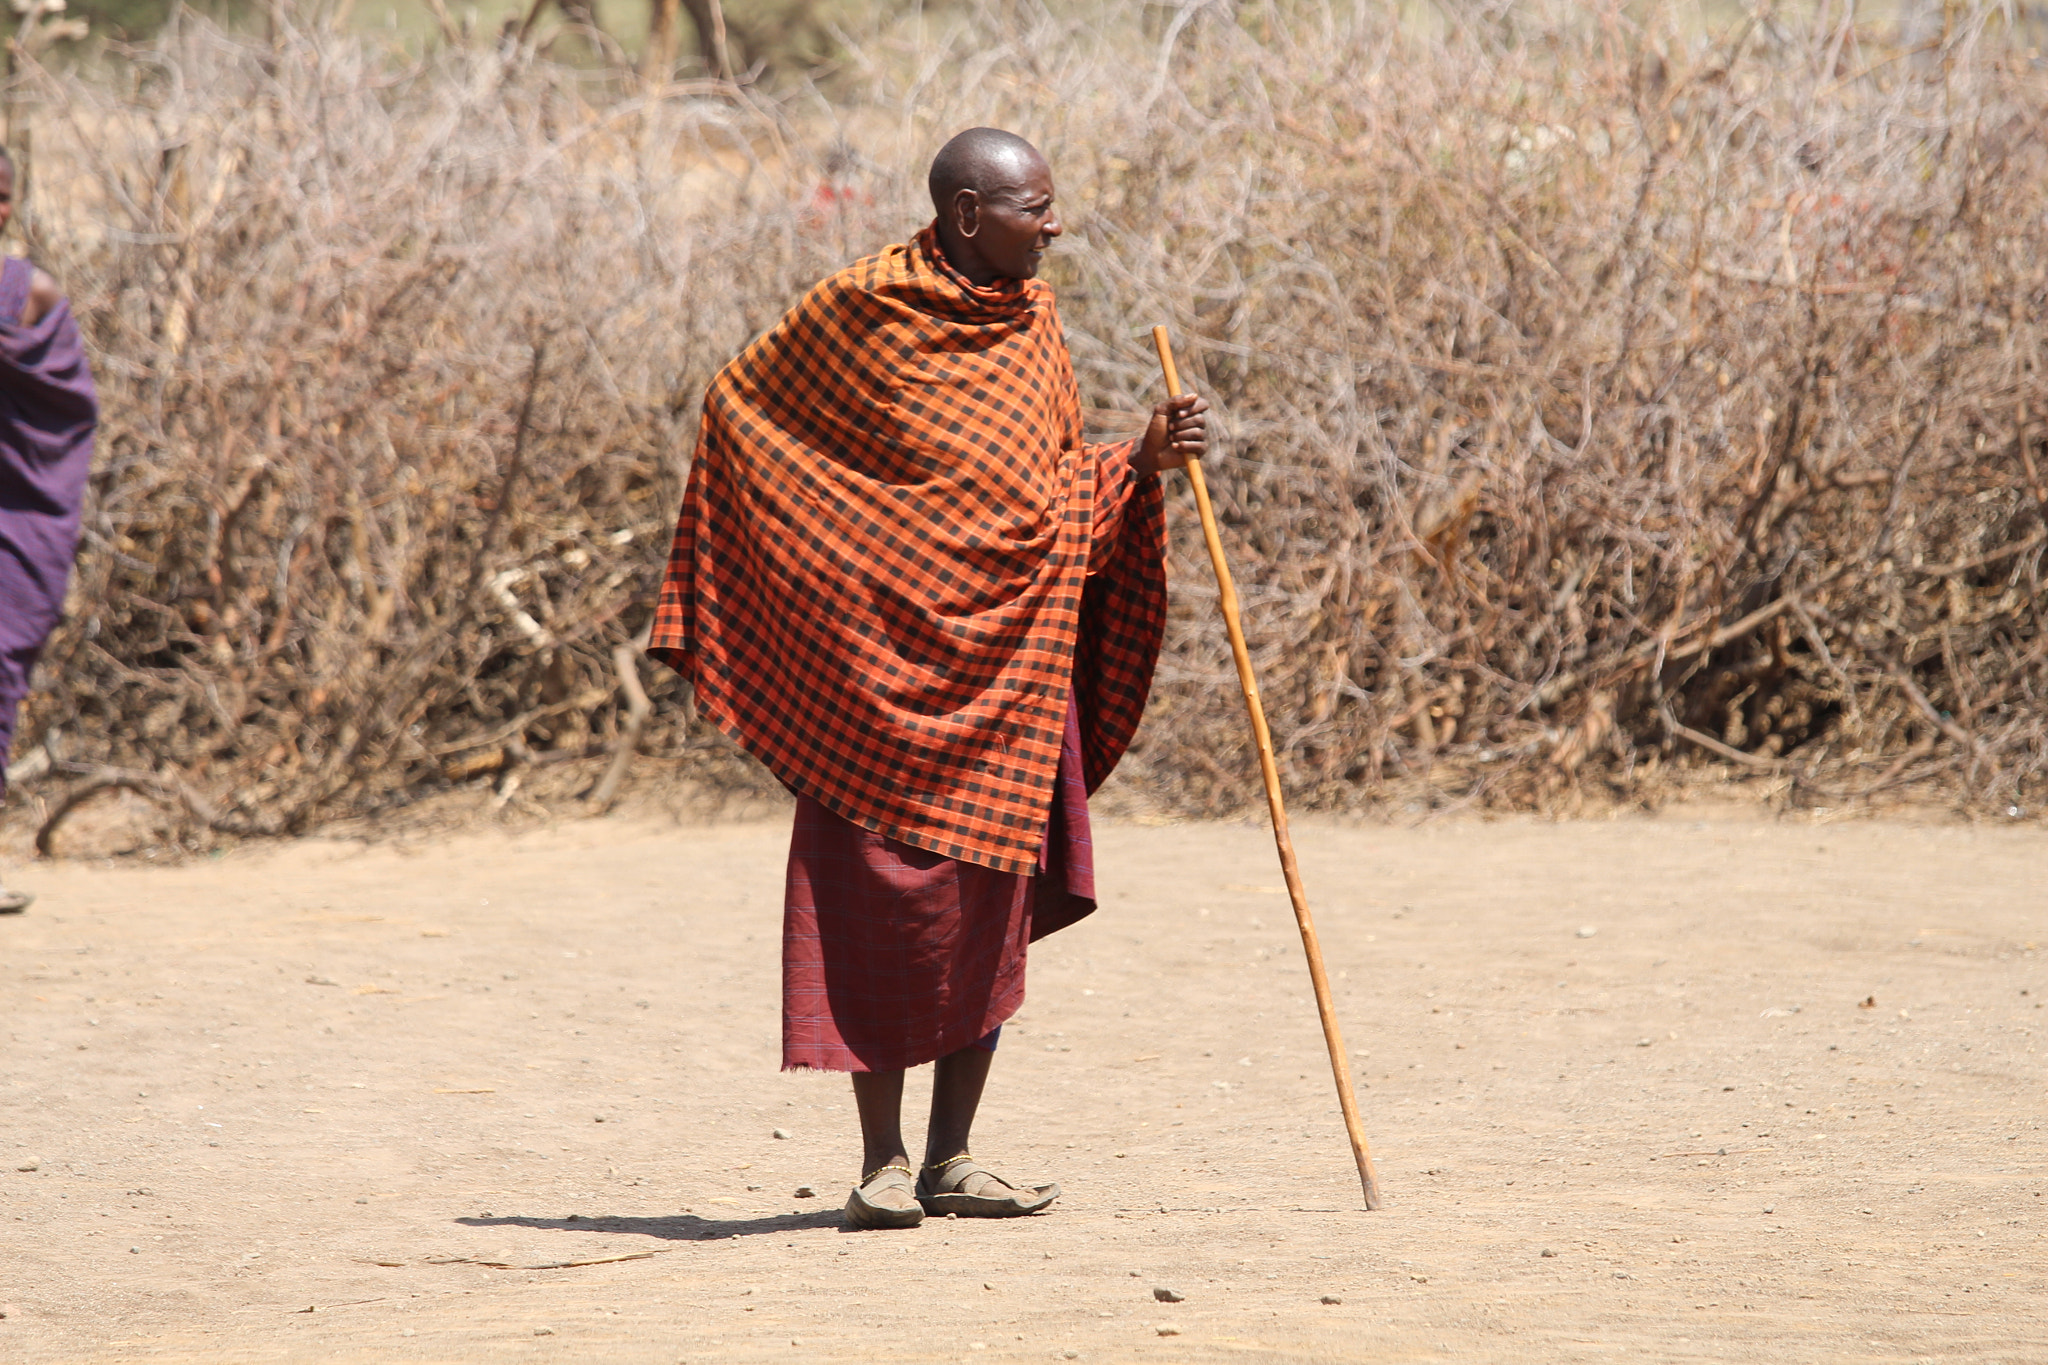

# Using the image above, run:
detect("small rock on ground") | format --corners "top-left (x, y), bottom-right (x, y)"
top-left (1152, 1287), bottom-right (1185, 1303)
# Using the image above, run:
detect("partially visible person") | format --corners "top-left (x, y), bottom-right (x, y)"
top-left (0, 146), bottom-right (99, 914)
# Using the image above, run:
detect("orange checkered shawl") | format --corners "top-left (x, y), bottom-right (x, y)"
top-left (648, 226), bottom-right (1166, 876)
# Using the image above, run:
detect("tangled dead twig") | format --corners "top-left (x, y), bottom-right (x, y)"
top-left (35, 764), bottom-right (279, 857)
top-left (589, 625), bottom-right (655, 814)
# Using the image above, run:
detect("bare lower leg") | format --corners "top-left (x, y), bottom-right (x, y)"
top-left (923, 1043), bottom-right (994, 1167)
top-left (918, 1045), bottom-right (1053, 1208)
top-left (844, 1069), bottom-right (922, 1226)
top-left (850, 1069), bottom-right (909, 1176)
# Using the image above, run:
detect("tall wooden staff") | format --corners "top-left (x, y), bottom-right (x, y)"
top-left (1153, 326), bottom-right (1384, 1210)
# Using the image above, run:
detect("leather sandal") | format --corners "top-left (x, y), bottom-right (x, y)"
top-left (0, 888), bottom-right (32, 914)
top-left (845, 1163), bottom-right (924, 1230)
top-left (916, 1154), bottom-right (1059, 1217)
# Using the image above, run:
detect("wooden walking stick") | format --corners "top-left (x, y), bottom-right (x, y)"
top-left (1152, 325), bottom-right (1384, 1210)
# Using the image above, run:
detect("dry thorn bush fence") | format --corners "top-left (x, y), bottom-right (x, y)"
top-left (6, 2), bottom-right (2045, 851)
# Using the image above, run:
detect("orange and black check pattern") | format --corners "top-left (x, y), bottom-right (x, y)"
top-left (649, 225), bottom-right (1166, 875)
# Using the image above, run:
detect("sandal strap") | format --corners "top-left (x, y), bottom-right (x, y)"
top-left (920, 1157), bottom-right (1019, 1196)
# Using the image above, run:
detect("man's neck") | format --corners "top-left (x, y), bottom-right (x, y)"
top-left (931, 225), bottom-right (1000, 288)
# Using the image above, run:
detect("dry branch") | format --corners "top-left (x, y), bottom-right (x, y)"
top-left (589, 625), bottom-right (654, 813)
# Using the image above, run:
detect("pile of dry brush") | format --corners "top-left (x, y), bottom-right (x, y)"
top-left (6, 1), bottom-right (2045, 849)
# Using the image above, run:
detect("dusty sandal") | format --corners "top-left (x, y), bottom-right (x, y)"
top-left (845, 1163), bottom-right (924, 1230)
top-left (0, 889), bottom-right (32, 914)
top-left (917, 1154), bottom-right (1059, 1218)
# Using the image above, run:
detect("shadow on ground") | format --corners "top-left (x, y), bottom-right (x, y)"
top-left (455, 1210), bottom-right (846, 1241)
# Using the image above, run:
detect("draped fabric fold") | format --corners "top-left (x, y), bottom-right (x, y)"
top-left (650, 225), bottom-right (1166, 875)
top-left (0, 257), bottom-right (98, 796)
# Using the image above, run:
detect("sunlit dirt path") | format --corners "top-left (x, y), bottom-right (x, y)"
top-left (3, 808), bottom-right (2043, 1363)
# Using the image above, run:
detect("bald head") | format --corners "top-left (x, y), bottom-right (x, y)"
top-left (928, 127), bottom-right (1044, 213)
top-left (926, 128), bottom-right (1061, 287)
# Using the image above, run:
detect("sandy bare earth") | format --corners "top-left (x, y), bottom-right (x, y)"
top-left (1, 804), bottom-right (2043, 1364)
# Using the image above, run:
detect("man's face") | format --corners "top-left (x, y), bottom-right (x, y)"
top-left (965, 155), bottom-right (1061, 280)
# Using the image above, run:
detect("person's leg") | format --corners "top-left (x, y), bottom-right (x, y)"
top-left (844, 1069), bottom-right (921, 1227)
top-left (922, 1042), bottom-right (994, 1168)
top-left (851, 1069), bottom-right (909, 1176)
top-left (914, 1038), bottom-right (1055, 1213)
top-left (0, 658), bottom-right (31, 914)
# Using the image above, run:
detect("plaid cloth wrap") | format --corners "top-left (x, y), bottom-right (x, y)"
top-left (650, 225), bottom-right (1167, 875)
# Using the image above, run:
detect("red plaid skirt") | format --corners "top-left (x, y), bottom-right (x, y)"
top-left (782, 700), bottom-right (1095, 1072)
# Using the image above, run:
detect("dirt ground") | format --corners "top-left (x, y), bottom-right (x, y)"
top-left (1, 800), bottom-right (2042, 1364)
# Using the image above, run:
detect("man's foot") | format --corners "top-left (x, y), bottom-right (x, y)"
top-left (845, 1163), bottom-right (924, 1230)
top-left (916, 1154), bottom-right (1059, 1217)
top-left (0, 888), bottom-right (31, 915)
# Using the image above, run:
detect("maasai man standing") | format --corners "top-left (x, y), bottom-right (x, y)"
top-left (0, 147), bottom-right (98, 915)
top-left (649, 128), bottom-right (1207, 1230)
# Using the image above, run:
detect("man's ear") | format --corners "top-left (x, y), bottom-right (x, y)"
top-left (952, 187), bottom-right (981, 239)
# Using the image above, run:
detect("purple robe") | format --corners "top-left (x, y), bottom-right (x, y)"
top-left (0, 256), bottom-right (98, 796)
